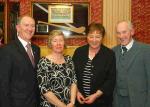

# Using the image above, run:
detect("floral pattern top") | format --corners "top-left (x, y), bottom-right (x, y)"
top-left (37, 55), bottom-right (77, 107)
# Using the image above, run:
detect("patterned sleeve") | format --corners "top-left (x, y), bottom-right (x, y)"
top-left (67, 55), bottom-right (77, 84)
top-left (37, 57), bottom-right (51, 94)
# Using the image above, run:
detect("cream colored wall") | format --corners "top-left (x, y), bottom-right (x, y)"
top-left (40, 46), bottom-right (79, 57)
top-left (103, 0), bottom-right (131, 48)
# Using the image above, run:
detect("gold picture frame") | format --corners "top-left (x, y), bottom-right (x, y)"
top-left (48, 5), bottom-right (73, 23)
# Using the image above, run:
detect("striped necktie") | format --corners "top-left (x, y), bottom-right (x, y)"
top-left (26, 43), bottom-right (35, 67)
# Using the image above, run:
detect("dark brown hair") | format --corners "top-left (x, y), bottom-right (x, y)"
top-left (86, 23), bottom-right (105, 37)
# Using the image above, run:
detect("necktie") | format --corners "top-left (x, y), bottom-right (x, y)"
top-left (26, 43), bottom-right (35, 66)
top-left (122, 46), bottom-right (127, 54)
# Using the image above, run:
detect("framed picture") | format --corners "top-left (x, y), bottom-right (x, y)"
top-left (48, 5), bottom-right (73, 23)
top-left (31, 2), bottom-right (90, 37)
top-left (36, 24), bottom-right (49, 33)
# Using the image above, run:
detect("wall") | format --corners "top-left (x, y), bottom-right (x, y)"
top-left (1, 0), bottom-right (150, 55)
top-left (19, 0), bottom-right (103, 45)
top-left (19, 0), bottom-right (103, 23)
top-left (19, 0), bottom-right (103, 56)
top-left (0, 0), bottom-right (19, 1)
top-left (132, 0), bottom-right (150, 44)
top-left (102, 0), bottom-right (150, 45)
top-left (103, 0), bottom-right (131, 48)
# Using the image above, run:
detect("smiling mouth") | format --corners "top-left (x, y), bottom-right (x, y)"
top-left (91, 42), bottom-right (99, 45)
top-left (56, 47), bottom-right (63, 49)
top-left (120, 39), bottom-right (126, 42)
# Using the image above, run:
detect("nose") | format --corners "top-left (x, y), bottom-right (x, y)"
top-left (56, 41), bottom-right (62, 46)
top-left (93, 36), bottom-right (97, 41)
top-left (117, 32), bottom-right (124, 38)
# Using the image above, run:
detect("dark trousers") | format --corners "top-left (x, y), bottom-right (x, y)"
top-left (76, 102), bottom-right (112, 107)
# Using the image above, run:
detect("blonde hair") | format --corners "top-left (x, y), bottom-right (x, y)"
top-left (47, 30), bottom-right (66, 48)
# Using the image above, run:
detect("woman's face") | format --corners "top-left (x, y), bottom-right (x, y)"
top-left (87, 30), bottom-right (103, 49)
top-left (51, 35), bottom-right (65, 54)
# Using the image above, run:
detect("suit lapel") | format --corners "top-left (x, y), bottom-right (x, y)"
top-left (14, 38), bottom-right (34, 68)
top-left (124, 41), bottom-right (141, 71)
top-left (115, 46), bottom-right (122, 69)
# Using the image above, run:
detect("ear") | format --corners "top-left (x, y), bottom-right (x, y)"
top-left (16, 25), bottom-right (20, 32)
top-left (131, 29), bottom-right (135, 36)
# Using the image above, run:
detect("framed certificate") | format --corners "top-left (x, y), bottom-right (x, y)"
top-left (48, 5), bottom-right (73, 23)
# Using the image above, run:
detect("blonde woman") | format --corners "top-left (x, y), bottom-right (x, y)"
top-left (37, 30), bottom-right (77, 107)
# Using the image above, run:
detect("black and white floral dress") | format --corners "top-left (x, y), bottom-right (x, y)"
top-left (37, 55), bottom-right (77, 107)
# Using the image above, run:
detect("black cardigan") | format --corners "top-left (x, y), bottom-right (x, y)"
top-left (73, 44), bottom-right (116, 105)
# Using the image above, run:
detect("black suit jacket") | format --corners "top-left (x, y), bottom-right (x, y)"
top-left (73, 44), bottom-right (116, 106)
top-left (0, 38), bottom-right (40, 107)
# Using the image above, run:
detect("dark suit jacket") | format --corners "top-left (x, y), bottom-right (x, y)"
top-left (73, 44), bottom-right (116, 106)
top-left (0, 38), bottom-right (40, 107)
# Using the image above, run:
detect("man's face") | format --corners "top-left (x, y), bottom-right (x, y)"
top-left (16, 16), bottom-right (35, 42)
top-left (116, 22), bottom-right (134, 46)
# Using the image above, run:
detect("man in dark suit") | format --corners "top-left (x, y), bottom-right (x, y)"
top-left (0, 15), bottom-right (40, 107)
top-left (113, 20), bottom-right (150, 107)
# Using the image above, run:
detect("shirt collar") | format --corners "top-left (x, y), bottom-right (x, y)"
top-left (121, 39), bottom-right (134, 52)
top-left (18, 36), bottom-right (31, 49)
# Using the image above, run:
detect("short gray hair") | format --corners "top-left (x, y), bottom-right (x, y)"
top-left (117, 20), bottom-right (134, 30)
top-left (17, 15), bottom-right (35, 24)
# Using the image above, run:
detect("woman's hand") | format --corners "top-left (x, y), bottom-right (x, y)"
top-left (67, 102), bottom-right (74, 107)
top-left (57, 103), bottom-right (67, 107)
top-left (77, 91), bottom-right (85, 104)
top-left (84, 93), bottom-right (97, 104)
top-left (84, 90), bottom-right (103, 104)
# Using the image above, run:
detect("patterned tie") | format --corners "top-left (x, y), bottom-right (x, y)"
top-left (26, 43), bottom-right (35, 67)
top-left (122, 46), bottom-right (127, 54)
